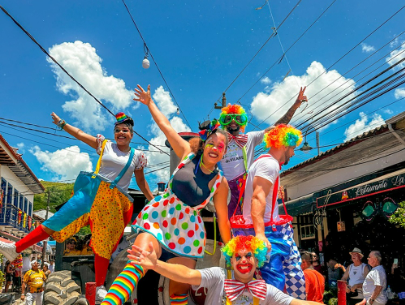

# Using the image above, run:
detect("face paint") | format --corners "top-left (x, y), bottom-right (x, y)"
top-left (205, 141), bottom-right (225, 153)
top-left (234, 251), bottom-right (254, 274)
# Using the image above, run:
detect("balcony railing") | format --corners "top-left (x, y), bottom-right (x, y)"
top-left (0, 203), bottom-right (33, 234)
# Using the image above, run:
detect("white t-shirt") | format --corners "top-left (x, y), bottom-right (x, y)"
top-left (96, 138), bottom-right (147, 192)
top-left (348, 263), bottom-right (368, 286)
top-left (363, 265), bottom-right (387, 304)
top-left (220, 130), bottom-right (265, 181)
top-left (192, 267), bottom-right (293, 305)
top-left (242, 155), bottom-right (280, 225)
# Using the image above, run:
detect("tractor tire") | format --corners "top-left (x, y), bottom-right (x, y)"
top-left (44, 271), bottom-right (86, 305)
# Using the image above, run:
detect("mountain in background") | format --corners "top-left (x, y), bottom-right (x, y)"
top-left (33, 181), bottom-right (74, 212)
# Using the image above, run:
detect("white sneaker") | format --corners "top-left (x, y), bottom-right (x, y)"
top-left (96, 285), bottom-right (108, 302)
top-left (0, 241), bottom-right (19, 262)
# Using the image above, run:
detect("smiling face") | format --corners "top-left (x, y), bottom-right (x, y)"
top-left (202, 132), bottom-right (227, 165)
top-left (114, 123), bottom-right (134, 148)
top-left (231, 248), bottom-right (258, 282)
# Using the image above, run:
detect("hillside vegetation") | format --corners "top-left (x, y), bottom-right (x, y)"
top-left (33, 181), bottom-right (74, 212)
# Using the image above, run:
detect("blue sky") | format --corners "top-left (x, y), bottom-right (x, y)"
top-left (1, 0), bottom-right (404, 190)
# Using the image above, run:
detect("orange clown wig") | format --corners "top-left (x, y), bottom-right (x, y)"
top-left (263, 124), bottom-right (303, 149)
top-left (222, 235), bottom-right (267, 268)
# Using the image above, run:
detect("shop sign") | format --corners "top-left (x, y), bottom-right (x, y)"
top-left (317, 173), bottom-right (405, 208)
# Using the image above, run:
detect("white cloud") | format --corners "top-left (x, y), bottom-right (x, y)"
top-left (383, 109), bottom-right (394, 115)
top-left (344, 112), bottom-right (385, 141)
top-left (30, 145), bottom-right (93, 181)
top-left (386, 42), bottom-right (405, 70)
top-left (260, 76), bottom-right (272, 85)
top-left (142, 86), bottom-right (191, 182)
top-left (16, 143), bottom-right (25, 153)
top-left (48, 41), bottom-right (137, 131)
top-left (250, 61), bottom-right (356, 130)
top-left (361, 43), bottom-right (375, 53)
top-left (390, 37), bottom-right (400, 48)
top-left (394, 87), bottom-right (405, 99)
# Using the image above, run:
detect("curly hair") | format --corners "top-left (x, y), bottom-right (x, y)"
top-left (221, 235), bottom-right (267, 268)
top-left (219, 104), bottom-right (248, 132)
top-left (263, 124), bottom-right (303, 149)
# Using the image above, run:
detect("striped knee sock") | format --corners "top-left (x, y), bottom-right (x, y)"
top-left (170, 293), bottom-right (188, 305)
top-left (101, 263), bottom-right (145, 305)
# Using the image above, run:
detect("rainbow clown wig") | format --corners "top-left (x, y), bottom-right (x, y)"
top-left (263, 124), bottom-right (303, 149)
top-left (219, 104), bottom-right (248, 132)
top-left (222, 235), bottom-right (267, 268)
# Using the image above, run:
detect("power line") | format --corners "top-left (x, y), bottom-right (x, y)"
top-left (235, 0), bottom-right (338, 106)
top-left (251, 4), bottom-right (405, 129)
top-left (121, 0), bottom-right (192, 130)
top-left (0, 5), bottom-right (169, 156)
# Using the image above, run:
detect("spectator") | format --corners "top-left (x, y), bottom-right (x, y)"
top-left (42, 263), bottom-right (51, 279)
top-left (49, 260), bottom-right (55, 273)
top-left (21, 260), bottom-right (47, 305)
top-left (327, 258), bottom-right (346, 287)
top-left (301, 252), bottom-right (325, 303)
top-left (4, 260), bottom-right (14, 292)
top-left (311, 252), bottom-right (323, 274)
top-left (341, 248), bottom-right (370, 304)
top-left (13, 264), bottom-right (22, 292)
top-left (356, 251), bottom-right (387, 305)
top-left (63, 238), bottom-right (81, 256)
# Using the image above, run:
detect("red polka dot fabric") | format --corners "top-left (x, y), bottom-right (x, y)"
top-left (133, 153), bottom-right (223, 258)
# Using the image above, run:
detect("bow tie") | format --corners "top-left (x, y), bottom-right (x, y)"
top-left (224, 279), bottom-right (267, 301)
top-left (227, 133), bottom-right (248, 148)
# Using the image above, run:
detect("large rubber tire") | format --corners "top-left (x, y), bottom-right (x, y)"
top-left (44, 271), bottom-right (86, 305)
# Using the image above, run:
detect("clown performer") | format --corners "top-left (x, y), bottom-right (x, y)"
top-left (102, 84), bottom-right (231, 305)
top-left (232, 124), bottom-right (306, 299)
top-left (127, 235), bottom-right (323, 305)
top-left (0, 111), bottom-right (154, 301)
top-left (219, 87), bottom-right (307, 219)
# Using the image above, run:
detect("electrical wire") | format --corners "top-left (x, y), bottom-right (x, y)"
top-left (250, 3), bottom-right (405, 129)
top-left (121, 0), bottom-right (191, 130)
top-left (0, 5), bottom-right (169, 156)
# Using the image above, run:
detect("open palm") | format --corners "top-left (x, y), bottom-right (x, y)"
top-left (127, 242), bottom-right (157, 270)
top-left (134, 84), bottom-right (152, 106)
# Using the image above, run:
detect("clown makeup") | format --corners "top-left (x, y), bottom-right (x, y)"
top-left (235, 252), bottom-right (253, 261)
top-left (233, 249), bottom-right (255, 275)
top-left (205, 141), bottom-right (226, 153)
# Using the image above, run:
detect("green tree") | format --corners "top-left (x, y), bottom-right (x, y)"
top-left (388, 201), bottom-right (405, 228)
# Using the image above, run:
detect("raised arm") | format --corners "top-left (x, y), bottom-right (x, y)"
top-left (134, 85), bottom-right (191, 159)
top-left (134, 168), bottom-right (154, 201)
top-left (213, 178), bottom-right (232, 244)
top-left (51, 112), bottom-right (97, 149)
top-left (273, 87), bottom-right (308, 127)
top-left (251, 176), bottom-right (272, 252)
top-left (128, 242), bottom-right (202, 286)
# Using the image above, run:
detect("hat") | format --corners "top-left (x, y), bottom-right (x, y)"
top-left (115, 112), bottom-right (134, 126)
top-left (349, 247), bottom-right (364, 258)
top-left (31, 260), bottom-right (38, 266)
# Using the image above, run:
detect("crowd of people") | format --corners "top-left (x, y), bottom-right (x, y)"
top-left (0, 84), bottom-right (398, 305)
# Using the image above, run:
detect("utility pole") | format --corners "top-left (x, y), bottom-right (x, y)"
top-left (41, 189), bottom-right (50, 268)
top-left (214, 92), bottom-right (227, 109)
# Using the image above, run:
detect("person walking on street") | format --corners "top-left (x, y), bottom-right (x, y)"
top-left (356, 251), bottom-right (387, 305)
top-left (341, 248), bottom-right (371, 305)
top-left (301, 252), bottom-right (325, 303)
top-left (4, 260), bottom-right (14, 292)
top-left (21, 260), bottom-right (47, 305)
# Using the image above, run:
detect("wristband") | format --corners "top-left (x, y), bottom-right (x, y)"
top-left (57, 119), bottom-right (66, 131)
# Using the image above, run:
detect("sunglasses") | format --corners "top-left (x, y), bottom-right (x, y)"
top-left (219, 114), bottom-right (247, 126)
top-left (114, 128), bottom-right (131, 133)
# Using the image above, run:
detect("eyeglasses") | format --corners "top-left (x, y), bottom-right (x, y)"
top-left (114, 128), bottom-right (131, 133)
top-left (219, 114), bottom-right (247, 126)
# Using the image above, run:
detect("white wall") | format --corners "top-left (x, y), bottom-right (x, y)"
top-left (285, 146), bottom-right (405, 200)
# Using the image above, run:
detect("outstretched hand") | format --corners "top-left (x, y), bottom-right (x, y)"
top-left (134, 84), bottom-right (152, 106)
top-left (295, 87), bottom-right (308, 106)
top-left (51, 112), bottom-right (61, 125)
top-left (127, 242), bottom-right (157, 270)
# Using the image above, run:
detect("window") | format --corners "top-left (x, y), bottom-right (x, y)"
top-left (24, 198), bottom-right (28, 213)
top-left (28, 202), bottom-right (33, 216)
top-left (19, 194), bottom-right (24, 210)
top-left (6, 182), bottom-right (13, 204)
top-left (298, 214), bottom-right (316, 240)
top-left (14, 190), bottom-right (19, 208)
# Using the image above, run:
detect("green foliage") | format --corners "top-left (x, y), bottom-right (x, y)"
top-left (78, 226), bottom-right (91, 236)
top-left (328, 298), bottom-right (338, 305)
top-left (34, 181), bottom-right (74, 213)
top-left (388, 201), bottom-right (405, 228)
top-left (323, 287), bottom-right (338, 304)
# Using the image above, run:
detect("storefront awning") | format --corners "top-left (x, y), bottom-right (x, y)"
top-left (279, 193), bottom-right (315, 216)
top-left (317, 168), bottom-right (405, 209)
